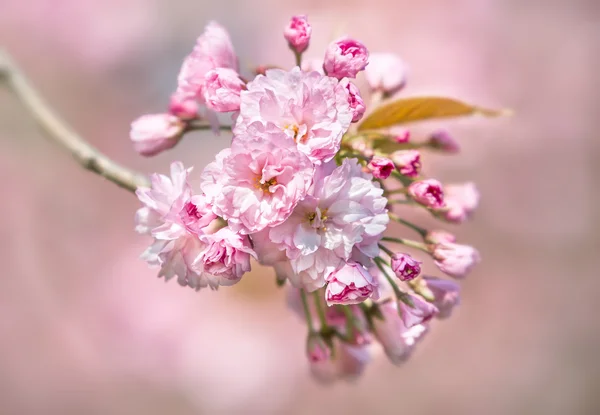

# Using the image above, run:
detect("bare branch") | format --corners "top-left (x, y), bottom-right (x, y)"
top-left (0, 49), bottom-right (150, 192)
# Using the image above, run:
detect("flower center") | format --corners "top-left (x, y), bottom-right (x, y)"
top-left (255, 176), bottom-right (278, 193)
top-left (307, 207), bottom-right (328, 231)
top-left (284, 123), bottom-right (308, 144)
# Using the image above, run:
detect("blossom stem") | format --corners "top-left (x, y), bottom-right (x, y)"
top-left (381, 238), bottom-right (430, 252)
top-left (0, 49), bottom-right (149, 192)
top-left (386, 188), bottom-right (408, 195)
top-left (388, 212), bottom-right (427, 237)
top-left (294, 50), bottom-right (302, 67)
top-left (300, 289), bottom-right (315, 333)
top-left (378, 243), bottom-right (395, 258)
top-left (313, 291), bottom-right (328, 330)
top-left (374, 257), bottom-right (403, 299)
top-left (391, 170), bottom-right (413, 187)
top-left (185, 122), bottom-right (232, 132)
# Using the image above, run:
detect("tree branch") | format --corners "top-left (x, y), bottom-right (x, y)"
top-left (0, 49), bottom-right (150, 193)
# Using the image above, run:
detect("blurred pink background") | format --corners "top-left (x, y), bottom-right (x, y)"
top-left (1, 0), bottom-right (598, 414)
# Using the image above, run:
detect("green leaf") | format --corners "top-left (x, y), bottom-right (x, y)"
top-left (358, 96), bottom-right (509, 131)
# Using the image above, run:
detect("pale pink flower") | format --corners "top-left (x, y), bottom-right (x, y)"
top-left (174, 22), bottom-right (238, 101)
top-left (432, 242), bottom-right (481, 279)
top-left (440, 182), bottom-right (480, 223)
top-left (372, 301), bottom-right (429, 365)
top-left (201, 122), bottom-right (314, 234)
top-left (339, 78), bottom-right (366, 122)
top-left (284, 15), bottom-right (312, 53)
top-left (234, 67), bottom-right (352, 164)
top-left (408, 179), bottom-right (445, 208)
top-left (367, 156), bottom-right (394, 179)
top-left (169, 92), bottom-right (199, 120)
top-left (135, 162), bottom-right (219, 290)
top-left (425, 230), bottom-right (456, 244)
top-left (398, 294), bottom-right (438, 328)
top-left (191, 227), bottom-right (256, 288)
top-left (323, 38), bottom-right (369, 79)
top-left (391, 253), bottom-right (422, 281)
top-left (203, 68), bottom-right (245, 112)
top-left (422, 276), bottom-right (461, 319)
top-left (250, 229), bottom-right (287, 266)
top-left (130, 114), bottom-right (185, 157)
top-left (364, 53), bottom-right (407, 94)
top-left (309, 340), bottom-right (371, 383)
top-left (428, 129), bottom-right (460, 153)
top-left (391, 150), bottom-right (421, 178)
top-left (306, 332), bottom-right (331, 363)
top-left (325, 262), bottom-right (378, 305)
top-left (269, 159), bottom-right (389, 291)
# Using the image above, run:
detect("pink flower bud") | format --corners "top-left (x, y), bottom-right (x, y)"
top-left (398, 294), bottom-right (438, 328)
top-left (203, 68), bottom-right (245, 112)
top-left (306, 332), bottom-right (331, 363)
top-left (422, 276), bottom-right (461, 319)
top-left (408, 179), bottom-right (445, 209)
top-left (432, 242), bottom-right (480, 279)
top-left (441, 182), bottom-right (480, 223)
top-left (339, 78), bottom-right (366, 122)
top-left (364, 53), bottom-right (407, 94)
top-left (367, 156), bottom-right (394, 179)
top-left (391, 253), bottom-right (422, 281)
top-left (372, 301), bottom-right (429, 365)
top-left (425, 230), bottom-right (456, 244)
top-left (428, 129), bottom-right (460, 153)
top-left (129, 114), bottom-right (185, 157)
top-left (393, 129), bottom-right (411, 143)
top-left (284, 15), bottom-right (312, 54)
top-left (391, 150), bottom-right (421, 177)
top-left (168, 92), bottom-right (198, 120)
top-left (325, 262), bottom-right (378, 306)
top-left (323, 38), bottom-right (369, 79)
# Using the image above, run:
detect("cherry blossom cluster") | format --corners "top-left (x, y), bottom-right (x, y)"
top-left (130, 16), bottom-right (481, 382)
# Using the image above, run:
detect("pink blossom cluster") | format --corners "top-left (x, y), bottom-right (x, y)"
top-left (130, 16), bottom-right (482, 382)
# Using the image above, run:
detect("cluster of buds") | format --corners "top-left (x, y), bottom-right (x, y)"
top-left (130, 15), bottom-right (491, 382)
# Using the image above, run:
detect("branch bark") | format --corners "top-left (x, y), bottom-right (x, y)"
top-left (0, 49), bottom-right (150, 192)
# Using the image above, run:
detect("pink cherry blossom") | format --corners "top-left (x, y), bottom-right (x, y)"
top-left (203, 68), bottom-right (245, 112)
top-left (433, 242), bottom-right (481, 279)
top-left (391, 150), bottom-right (421, 178)
top-left (129, 114), bottom-right (185, 157)
top-left (367, 156), bottom-right (394, 179)
top-left (391, 253), bottom-right (422, 281)
top-left (168, 92), bottom-right (199, 120)
top-left (191, 227), bottom-right (256, 288)
top-left (284, 15), bottom-right (312, 54)
top-left (339, 78), bottom-right (366, 122)
top-left (422, 276), bottom-right (461, 319)
top-left (364, 52), bottom-right (407, 94)
top-left (325, 262), bottom-right (378, 305)
top-left (306, 332), bottom-right (331, 363)
top-left (234, 67), bottom-right (352, 164)
top-left (250, 229), bottom-right (287, 266)
top-left (372, 301), bottom-right (429, 365)
top-left (323, 38), bottom-right (369, 79)
top-left (408, 179), bottom-right (445, 208)
top-left (440, 182), bottom-right (480, 223)
top-left (135, 162), bottom-right (220, 290)
top-left (428, 129), bottom-right (460, 153)
top-left (398, 294), bottom-right (438, 328)
top-left (268, 158), bottom-right (389, 291)
top-left (201, 122), bottom-right (314, 234)
top-left (174, 22), bottom-right (238, 100)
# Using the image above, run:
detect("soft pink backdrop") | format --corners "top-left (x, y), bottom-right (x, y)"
top-left (1, 0), bottom-right (598, 414)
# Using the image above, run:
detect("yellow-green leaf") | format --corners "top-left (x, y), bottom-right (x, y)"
top-left (358, 96), bottom-right (508, 131)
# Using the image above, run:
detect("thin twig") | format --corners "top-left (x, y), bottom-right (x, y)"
top-left (0, 49), bottom-right (150, 193)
